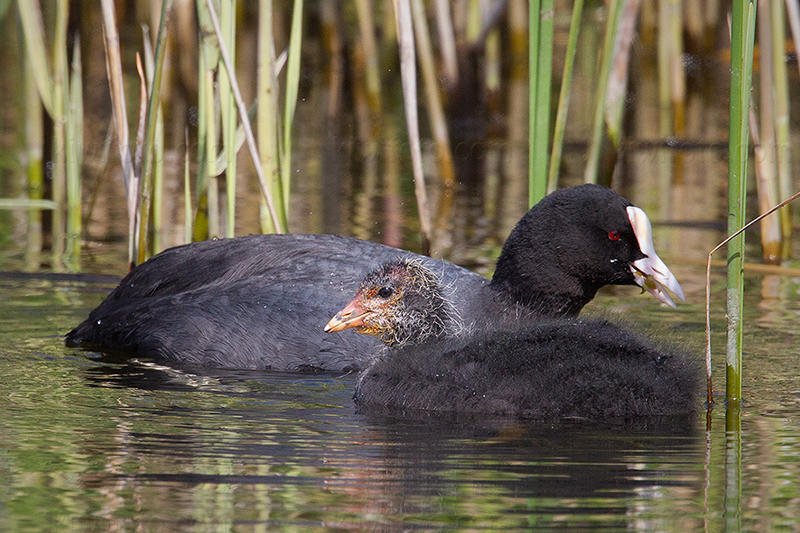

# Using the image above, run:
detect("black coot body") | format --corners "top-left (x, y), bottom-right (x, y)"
top-left (67, 185), bottom-right (683, 371)
top-left (355, 319), bottom-right (699, 419)
top-left (329, 260), bottom-right (699, 419)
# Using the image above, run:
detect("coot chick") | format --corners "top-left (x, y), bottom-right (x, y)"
top-left (67, 185), bottom-right (684, 371)
top-left (328, 260), bottom-right (700, 420)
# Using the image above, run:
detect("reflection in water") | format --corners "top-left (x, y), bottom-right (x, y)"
top-left (78, 357), bottom-right (705, 530)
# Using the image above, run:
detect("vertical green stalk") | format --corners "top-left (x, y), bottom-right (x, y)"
top-left (22, 44), bottom-right (44, 271)
top-left (50, 0), bottom-right (68, 269)
top-left (152, 105), bottom-right (164, 253)
top-left (257, 0), bottom-right (284, 233)
top-left (194, 0), bottom-right (220, 242)
top-left (219, 0), bottom-right (237, 238)
top-left (137, 0), bottom-right (171, 261)
top-left (65, 38), bottom-right (83, 269)
top-left (771, 0), bottom-right (792, 258)
top-left (205, 68), bottom-right (220, 239)
top-left (583, 0), bottom-right (622, 185)
top-left (726, 0), bottom-right (757, 405)
top-left (184, 129), bottom-right (192, 243)
top-left (280, 0), bottom-right (304, 224)
top-left (547, 0), bottom-right (583, 193)
top-left (528, 0), bottom-right (553, 206)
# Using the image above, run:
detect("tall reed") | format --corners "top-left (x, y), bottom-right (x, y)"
top-left (136, 0), bottom-right (170, 262)
top-left (22, 42), bottom-right (44, 271)
top-left (547, 0), bottom-right (584, 193)
top-left (100, 0), bottom-right (137, 267)
top-left (528, 0), bottom-right (553, 206)
top-left (257, 0), bottom-right (286, 233)
top-left (583, 0), bottom-right (622, 186)
top-left (16, 0), bottom-right (82, 270)
top-left (771, 0), bottom-right (792, 258)
top-left (280, 0), bottom-right (304, 225)
top-left (219, 0), bottom-right (237, 238)
top-left (66, 38), bottom-right (83, 269)
top-left (393, 0), bottom-right (431, 253)
top-left (726, 0), bottom-right (757, 404)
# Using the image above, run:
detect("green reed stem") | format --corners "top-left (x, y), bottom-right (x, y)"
top-left (205, 0), bottom-right (282, 233)
top-left (50, 0), bottom-right (68, 269)
top-left (583, 0), bottom-right (622, 185)
top-left (219, 0), bottom-right (237, 238)
top-left (771, 0), bottom-right (792, 258)
top-left (133, 0), bottom-right (170, 262)
top-left (257, 0), bottom-right (284, 233)
top-left (66, 37), bottom-right (83, 269)
top-left (547, 0), bottom-right (583, 193)
top-left (726, 0), bottom-right (757, 405)
top-left (280, 0), bottom-right (304, 225)
top-left (16, 0), bottom-right (53, 115)
top-left (184, 129), bottom-right (192, 243)
top-left (23, 51), bottom-right (44, 271)
top-left (528, 0), bottom-right (553, 206)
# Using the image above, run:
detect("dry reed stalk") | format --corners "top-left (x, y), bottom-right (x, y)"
top-left (393, 0), bottom-right (431, 253)
top-left (100, 0), bottom-right (137, 267)
top-left (772, 0), bottom-right (792, 258)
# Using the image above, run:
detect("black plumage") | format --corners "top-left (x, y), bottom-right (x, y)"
top-left (67, 185), bottom-right (683, 371)
top-left (331, 260), bottom-right (700, 419)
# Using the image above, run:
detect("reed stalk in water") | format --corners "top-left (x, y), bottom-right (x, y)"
top-left (22, 51), bottom-right (45, 271)
top-left (219, 0), bottom-right (237, 238)
top-left (528, 0), bottom-right (554, 206)
top-left (136, 0), bottom-right (170, 261)
top-left (410, 0), bottom-right (455, 233)
top-left (726, 0), bottom-right (757, 405)
top-left (547, 0), bottom-right (584, 193)
top-left (65, 37), bottom-right (83, 270)
top-left (280, 0), bottom-right (304, 226)
top-left (771, 0), bottom-right (792, 259)
top-left (583, 0), bottom-right (622, 186)
top-left (257, 0), bottom-right (286, 233)
top-left (100, 0), bottom-right (137, 267)
top-left (393, 0), bottom-right (431, 253)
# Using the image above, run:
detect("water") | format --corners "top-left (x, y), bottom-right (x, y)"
top-left (2, 3), bottom-right (800, 529)
top-left (3, 259), bottom-right (800, 531)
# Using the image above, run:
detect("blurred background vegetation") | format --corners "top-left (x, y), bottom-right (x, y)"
top-left (0, 0), bottom-right (796, 275)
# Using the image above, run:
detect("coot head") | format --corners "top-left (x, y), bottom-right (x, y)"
top-left (324, 259), bottom-right (455, 346)
top-left (490, 184), bottom-right (684, 316)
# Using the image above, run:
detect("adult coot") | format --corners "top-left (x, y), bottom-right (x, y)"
top-left (67, 185), bottom-right (684, 371)
top-left (327, 259), bottom-right (699, 420)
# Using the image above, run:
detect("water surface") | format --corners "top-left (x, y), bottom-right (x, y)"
top-left (2, 261), bottom-right (800, 531)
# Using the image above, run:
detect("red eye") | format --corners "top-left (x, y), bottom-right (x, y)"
top-left (608, 230), bottom-right (620, 241)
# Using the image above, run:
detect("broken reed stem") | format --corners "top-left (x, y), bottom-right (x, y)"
top-left (705, 189), bottom-right (800, 407)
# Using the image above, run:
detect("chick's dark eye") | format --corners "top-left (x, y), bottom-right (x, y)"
top-left (377, 286), bottom-right (393, 298)
top-left (608, 230), bottom-right (621, 241)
